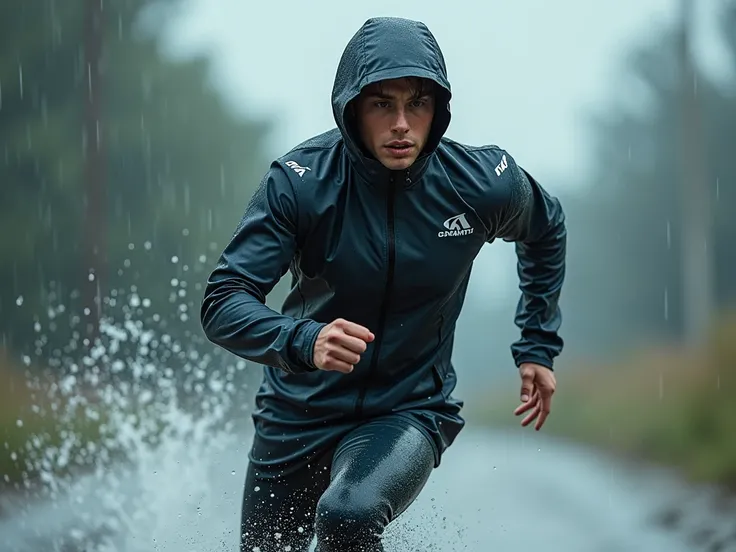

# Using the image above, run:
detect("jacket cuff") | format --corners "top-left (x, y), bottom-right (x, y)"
top-left (288, 319), bottom-right (326, 373)
top-left (514, 354), bottom-right (555, 371)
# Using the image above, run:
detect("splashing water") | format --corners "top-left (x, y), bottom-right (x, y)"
top-left (4, 252), bottom-right (251, 552)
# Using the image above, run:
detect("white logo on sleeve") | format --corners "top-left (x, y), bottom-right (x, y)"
top-left (494, 154), bottom-right (508, 176)
top-left (285, 160), bottom-right (311, 177)
top-left (438, 213), bottom-right (474, 238)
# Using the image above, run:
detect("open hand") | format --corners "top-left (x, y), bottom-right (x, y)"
top-left (513, 362), bottom-right (556, 431)
top-left (313, 318), bottom-right (374, 373)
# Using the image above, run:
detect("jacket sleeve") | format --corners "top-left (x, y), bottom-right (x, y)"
top-left (200, 163), bottom-right (325, 374)
top-left (495, 157), bottom-right (566, 370)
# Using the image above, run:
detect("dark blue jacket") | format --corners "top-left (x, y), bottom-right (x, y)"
top-left (200, 17), bottom-right (566, 471)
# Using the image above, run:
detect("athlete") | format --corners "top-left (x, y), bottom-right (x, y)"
top-left (201, 16), bottom-right (566, 552)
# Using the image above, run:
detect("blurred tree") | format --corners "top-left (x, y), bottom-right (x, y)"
top-left (0, 1), bottom-right (273, 373)
top-left (557, 0), bottom-right (736, 358)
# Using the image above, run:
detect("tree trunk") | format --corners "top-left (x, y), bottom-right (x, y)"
top-left (679, 0), bottom-right (713, 344)
top-left (83, 0), bottom-right (106, 339)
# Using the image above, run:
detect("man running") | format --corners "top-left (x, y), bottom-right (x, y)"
top-left (201, 16), bottom-right (566, 552)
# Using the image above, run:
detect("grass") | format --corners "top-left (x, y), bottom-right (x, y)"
top-left (0, 352), bottom-right (107, 493)
top-left (469, 311), bottom-right (736, 491)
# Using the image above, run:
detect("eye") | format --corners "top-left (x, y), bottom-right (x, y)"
top-left (374, 101), bottom-right (390, 108)
top-left (410, 99), bottom-right (425, 108)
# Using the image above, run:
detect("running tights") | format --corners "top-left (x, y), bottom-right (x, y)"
top-left (240, 415), bottom-right (436, 552)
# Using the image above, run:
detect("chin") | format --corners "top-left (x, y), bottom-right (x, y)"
top-left (380, 156), bottom-right (416, 171)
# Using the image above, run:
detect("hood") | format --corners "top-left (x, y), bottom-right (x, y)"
top-left (331, 17), bottom-right (452, 187)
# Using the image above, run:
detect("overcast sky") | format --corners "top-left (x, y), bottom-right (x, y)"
top-left (159, 0), bottom-right (732, 305)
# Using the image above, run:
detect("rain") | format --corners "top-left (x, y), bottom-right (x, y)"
top-left (1, 0), bottom-right (736, 551)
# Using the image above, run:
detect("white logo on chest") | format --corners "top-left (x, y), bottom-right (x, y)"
top-left (438, 213), bottom-right (474, 238)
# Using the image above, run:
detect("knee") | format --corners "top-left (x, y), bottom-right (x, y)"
top-left (314, 487), bottom-right (387, 550)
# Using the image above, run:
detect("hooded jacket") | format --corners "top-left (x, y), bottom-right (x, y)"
top-left (200, 17), bottom-right (566, 470)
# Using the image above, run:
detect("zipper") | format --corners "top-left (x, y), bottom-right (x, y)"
top-left (354, 173), bottom-right (398, 418)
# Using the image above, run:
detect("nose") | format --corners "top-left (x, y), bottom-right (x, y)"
top-left (391, 108), bottom-right (410, 134)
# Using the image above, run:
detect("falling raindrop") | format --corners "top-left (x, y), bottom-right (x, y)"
top-left (715, 178), bottom-right (720, 201)
top-left (18, 63), bottom-right (23, 99)
top-left (663, 288), bottom-right (669, 321)
top-left (87, 61), bottom-right (93, 99)
top-left (666, 221), bottom-right (671, 249)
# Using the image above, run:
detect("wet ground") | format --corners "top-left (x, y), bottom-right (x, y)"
top-left (1, 426), bottom-right (735, 551)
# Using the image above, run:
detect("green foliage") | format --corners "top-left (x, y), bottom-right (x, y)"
top-left (0, 0), bottom-right (274, 359)
top-left (558, 0), bottom-right (736, 357)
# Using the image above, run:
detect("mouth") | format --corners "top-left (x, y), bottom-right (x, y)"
top-left (384, 141), bottom-right (415, 157)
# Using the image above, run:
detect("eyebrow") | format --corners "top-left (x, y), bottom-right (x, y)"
top-left (366, 92), bottom-right (395, 100)
top-left (366, 92), bottom-right (431, 100)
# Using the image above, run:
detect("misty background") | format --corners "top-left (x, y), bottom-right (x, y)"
top-left (1, 1), bottom-right (735, 551)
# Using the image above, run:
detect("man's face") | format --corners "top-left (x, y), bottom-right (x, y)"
top-left (354, 77), bottom-right (435, 171)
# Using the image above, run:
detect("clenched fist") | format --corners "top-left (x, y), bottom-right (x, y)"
top-left (313, 318), bottom-right (374, 373)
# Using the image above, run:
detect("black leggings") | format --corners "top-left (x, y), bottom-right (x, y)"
top-left (240, 415), bottom-right (436, 552)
